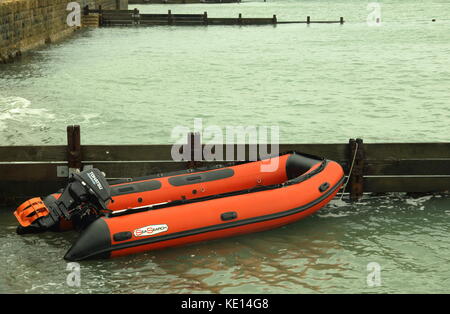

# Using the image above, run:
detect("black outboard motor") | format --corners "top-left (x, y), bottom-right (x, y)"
top-left (14, 168), bottom-right (112, 234)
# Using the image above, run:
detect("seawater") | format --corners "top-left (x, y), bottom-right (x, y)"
top-left (0, 0), bottom-right (449, 293)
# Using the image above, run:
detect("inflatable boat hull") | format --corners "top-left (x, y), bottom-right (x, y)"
top-left (65, 154), bottom-right (344, 261)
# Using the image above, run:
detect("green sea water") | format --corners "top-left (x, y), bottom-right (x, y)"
top-left (0, 0), bottom-right (449, 293)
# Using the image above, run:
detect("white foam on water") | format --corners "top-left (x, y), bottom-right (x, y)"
top-left (79, 112), bottom-right (104, 126)
top-left (81, 113), bottom-right (100, 122)
top-left (0, 96), bottom-right (55, 132)
top-left (316, 198), bottom-right (354, 218)
top-left (404, 195), bottom-right (434, 207)
top-left (317, 212), bottom-right (352, 218)
top-left (329, 198), bottom-right (348, 208)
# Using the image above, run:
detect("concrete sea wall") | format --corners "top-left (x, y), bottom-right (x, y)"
top-left (0, 0), bottom-right (128, 63)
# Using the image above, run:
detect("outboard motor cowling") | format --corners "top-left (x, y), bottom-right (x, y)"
top-left (14, 168), bottom-right (111, 233)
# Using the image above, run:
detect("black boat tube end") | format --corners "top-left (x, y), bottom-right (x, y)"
top-left (286, 153), bottom-right (322, 180)
top-left (64, 218), bottom-right (112, 261)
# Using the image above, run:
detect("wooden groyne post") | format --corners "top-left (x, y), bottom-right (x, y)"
top-left (168, 10), bottom-right (173, 25)
top-left (348, 138), bottom-right (365, 201)
top-left (67, 125), bottom-right (82, 174)
top-left (187, 132), bottom-right (202, 169)
top-left (133, 8), bottom-right (140, 25)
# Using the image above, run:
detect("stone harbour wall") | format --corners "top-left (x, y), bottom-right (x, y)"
top-left (0, 0), bottom-right (128, 63)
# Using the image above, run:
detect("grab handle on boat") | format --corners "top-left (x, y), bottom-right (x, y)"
top-left (221, 211), bottom-right (238, 221)
top-left (186, 175), bottom-right (202, 182)
top-left (319, 182), bottom-right (330, 192)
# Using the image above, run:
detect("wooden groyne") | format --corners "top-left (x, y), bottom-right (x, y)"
top-left (82, 7), bottom-right (345, 26)
top-left (0, 126), bottom-right (449, 206)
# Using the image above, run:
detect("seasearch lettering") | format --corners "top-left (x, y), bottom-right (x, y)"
top-left (181, 298), bottom-right (215, 312)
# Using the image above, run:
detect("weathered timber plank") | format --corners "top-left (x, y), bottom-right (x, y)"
top-left (207, 18), bottom-right (239, 25)
top-left (309, 21), bottom-right (343, 24)
top-left (90, 10), bottom-right (136, 14)
top-left (0, 144), bottom-right (349, 162)
top-left (194, 144), bottom-right (348, 162)
top-left (364, 176), bottom-right (450, 193)
top-left (365, 159), bottom-right (450, 175)
top-left (139, 20), bottom-right (171, 25)
top-left (0, 181), bottom-right (67, 206)
top-left (241, 18), bottom-right (274, 23)
top-left (140, 14), bottom-right (203, 19)
top-left (173, 22), bottom-right (205, 25)
top-left (365, 143), bottom-right (450, 160)
top-left (173, 14), bottom-right (204, 18)
top-left (102, 14), bottom-right (134, 19)
top-left (104, 22), bottom-right (135, 26)
top-left (0, 146), bottom-right (66, 162)
top-left (102, 18), bottom-right (134, 24)
top-left (81, 145), bottom-right (174, 161)
top-left (2, 144), bottom-right (450, 170)
top-left (0, 163), bottom-right (66, 181)
top-left (278, 144), bottom-right (348, 160)
top-left (81, 144), bottom-right (242, 162)
top-left (140, 14), bottom-right (170, 18)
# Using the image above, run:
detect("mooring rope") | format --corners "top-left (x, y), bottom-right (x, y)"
top-left (339, 142), bottom-right (359, 201)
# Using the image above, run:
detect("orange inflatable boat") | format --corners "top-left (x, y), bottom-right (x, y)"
top-left (13, 152), bottom-right (344, 261)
